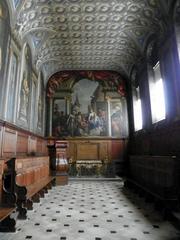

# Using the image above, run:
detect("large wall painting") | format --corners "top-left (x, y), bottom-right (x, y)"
top-left (52, 79), bottom-right (108, 137)
top-left (51, 78), bottom-right (128, 138)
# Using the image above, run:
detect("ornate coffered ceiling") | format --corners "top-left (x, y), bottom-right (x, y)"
top-left (9, 0), bottom-right (173, 82)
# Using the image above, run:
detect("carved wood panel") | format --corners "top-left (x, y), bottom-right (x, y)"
top-left (0, 125), bottom-right (3, 158)
top-left (0, 160), bottom-right (4, 204)
top-left (66, 138), bottom-right (126, 162)
top-left (77, 143), bottom-right (99, 160)
top-left (99, 141), bottom-right (108, 160)
top-left (17, 133), bottom-right (28, 155)
top-left (28, 137), bottom-right (37, 154)
top-left (3, 128), bottom-right (17, 157)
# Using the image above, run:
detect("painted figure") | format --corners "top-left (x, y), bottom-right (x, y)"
top-left (20, 72), bottom-right (30, 117)
top-left (67, 109), bottom-right (77, 136)
top-left (111, 105), bottom-right (121, 136)
top-left (88, 109), bottom-right (101, 135)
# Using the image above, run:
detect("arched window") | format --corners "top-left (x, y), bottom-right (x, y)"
top-left (131, 68), bottom-right (143, 131)
top-left (147, 41), bottom-right (166, 123)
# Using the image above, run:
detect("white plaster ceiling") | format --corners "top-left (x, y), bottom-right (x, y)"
top-left (11, 0), bottom-right (172, 82)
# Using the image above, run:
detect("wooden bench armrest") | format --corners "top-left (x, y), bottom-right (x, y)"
top-left (0, 208), bottom-right (15, 222)
top-left (26, 176), bottom-right (55, 199)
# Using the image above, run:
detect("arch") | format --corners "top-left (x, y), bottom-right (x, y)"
top-left (4, 0), bottom-right (14, 25)
top-left (0, 1), bottom-right (9, 20)
top-left (144, 34), bottom-right (159, 66)
top-left (130, 65), bottom-right (138, 87)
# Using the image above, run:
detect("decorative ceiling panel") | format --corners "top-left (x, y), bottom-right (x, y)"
top-left (13, 0), bottom-right (169, 81)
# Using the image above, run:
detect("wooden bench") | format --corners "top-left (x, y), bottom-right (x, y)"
top-left (125, 155), bottom-right (179, 218)
top-left (15, 156), bottom-right (55, 219)
top-left (0, 158), bottom-right (16, 232)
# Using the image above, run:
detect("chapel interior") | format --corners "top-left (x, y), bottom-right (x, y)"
top-left (0, 0), bottom-right (180, 239)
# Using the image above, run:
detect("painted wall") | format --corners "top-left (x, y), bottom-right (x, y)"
top-left (0, 1), bottom-right (45, 137)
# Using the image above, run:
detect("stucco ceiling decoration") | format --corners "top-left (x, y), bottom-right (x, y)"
top-left (14, 0), bottom-right (168, 81)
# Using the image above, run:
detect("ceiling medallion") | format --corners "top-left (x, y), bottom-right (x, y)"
top-left (113, 4), bottom-right (125, 13)
top-left (71, 24), bottom-right (81, 31)
top-left (84, 5), bottom-right (95, 13)
top-left (57, 15), bottom-right (66, 23)
top-left (148, 0), bottom-right (157, 7)
top-left (98, 15), bottom-right (108, 22)
top-left (144, 9), bottom-right (153, 18)
top-left (70, 15), bottom-right (81, 22)
top-left (24, 2), bottom-right (33, 10)
top-left (84, 24), bottom-right (94, 31)
top-left (128, 4), bottom-right (139, 13)
top-left (44, 17), bottom-right (53, 24)
top-left (41, 7), bottom-right (50, 14)
top-left (28, 12), bottom-right (36, 20)
top-left (98, 4), bottom-right (109, 12)
top-left (83, 15), bottom-right (94, 22)
top-left (69, 4), bottom-right (80, 13)
top-left (55, 6), bottom-right (65, 13)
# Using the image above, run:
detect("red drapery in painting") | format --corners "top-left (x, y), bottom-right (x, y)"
top-left (47, 70), bottom-right (126, 97)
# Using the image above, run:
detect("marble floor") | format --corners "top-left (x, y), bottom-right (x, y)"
top-left (0, 180), bottom-right (180, 240)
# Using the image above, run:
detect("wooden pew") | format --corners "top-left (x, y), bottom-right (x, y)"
top-left (125, 155), bottom-right (179, 218)
top-left (0, 158), bottom-right (16, 232)
top-left (15, 156), bottom-right (55, 219)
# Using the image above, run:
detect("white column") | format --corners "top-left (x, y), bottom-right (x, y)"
top-left (66, 96), bottom-right (71, 115)
top-left (106, 96), bottom-right (111, 136)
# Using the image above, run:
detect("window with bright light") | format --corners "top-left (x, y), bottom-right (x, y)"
top-left (133, 86), bottom-right (143, 131)
top-left (149, 61), bottom-right (166, 123)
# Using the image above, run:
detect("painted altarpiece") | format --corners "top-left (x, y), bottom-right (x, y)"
top-left (48, 71), bottom-right (128, 138)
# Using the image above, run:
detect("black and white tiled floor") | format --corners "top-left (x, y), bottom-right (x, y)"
top-left (1, 180), bottom-right (180, 240)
